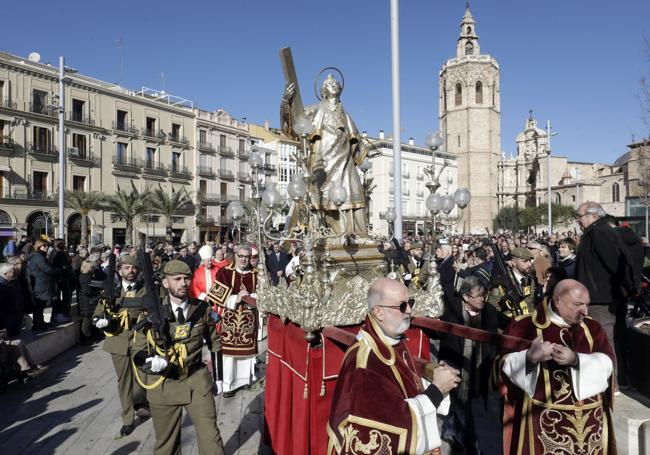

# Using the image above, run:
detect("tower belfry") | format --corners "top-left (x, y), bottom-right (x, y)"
top-left (438, 4), bottom-right (502, 233)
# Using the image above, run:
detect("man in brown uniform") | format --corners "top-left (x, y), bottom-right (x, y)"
top-left (93, 255), bottom-right (149, 437)
top-left (132, 260), bottom-right (225, 455)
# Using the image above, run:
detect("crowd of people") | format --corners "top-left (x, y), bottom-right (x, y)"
top-left (0, 199), bottom-right (648, 454)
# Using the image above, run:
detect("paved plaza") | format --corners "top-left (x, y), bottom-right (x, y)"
top-left (0, 341), bottom-right (268, 455)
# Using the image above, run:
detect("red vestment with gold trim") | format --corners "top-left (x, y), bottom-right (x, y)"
top-left (500, 303), bottom-right (616, 455)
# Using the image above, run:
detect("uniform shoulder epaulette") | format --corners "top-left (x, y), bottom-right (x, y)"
top-left (514, 313), bottom-right (532, 322)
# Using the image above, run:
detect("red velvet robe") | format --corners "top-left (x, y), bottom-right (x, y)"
top-left (327, 316), bottom-right (428, 455)
top-left (208, 264), bottom-right (258, 357)
top-left (500, 302), bottom-right (616, 455)
top-left (189, 260), bottom-right (222, 300)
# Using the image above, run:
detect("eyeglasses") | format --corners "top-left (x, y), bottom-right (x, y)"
top-left (238, 254), bottom-right (251, 259)
top-left (376, 297), bottom-right (416, 313)
top-left (467, 292), bottom-right (486, 300)
top-left (574, 212), bottom-right (590, 219)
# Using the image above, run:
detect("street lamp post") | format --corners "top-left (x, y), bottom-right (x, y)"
top-left (58, 56), bottom-right (65, 239)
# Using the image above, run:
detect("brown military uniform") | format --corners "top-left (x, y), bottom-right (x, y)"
top-left (92, 282), bottom-right (147, 425)
top-left (132, 297), bottom-right (224, 455)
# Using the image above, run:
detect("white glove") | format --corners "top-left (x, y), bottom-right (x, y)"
top-left (146, 356), bottom-right (168, 373)
top-left (95, 318), bottom-right (109, 329)
top-left (403, 273), bottom-right (412, 281)
top-left (215, 380), bottom-right (223, 395)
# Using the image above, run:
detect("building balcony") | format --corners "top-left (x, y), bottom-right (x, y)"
top-left (143, 128), bottom-right (165, 141)
top-left (68, 148), bottom-right (100, 166)
top-left (199, 193), bottom-right (227, 205)
top-left (238, 149), bottom-right (249, 160)
top-left (168, 134), bottom-right (189, 146)
top-left (218, 169), bottom-right (235, 180)
top-left (197, 165), bottom-right (216, 178)
top-left (238, 172), bottom-right (252, 183)
top-left (416, 172), bottom-right (424, 180)
top-left (198, 142), bottom-right (217, 154)
top-left (27, 142), bottom-right (58, 159)
top-left (112, 121), bottom-right (139, 135)
top-left (403, 188), bottom-right (410, 196)
top-left (1, 190), bottom-right (55, 202)
top-left (0, 138), bottom-right (16, 156)
top-left (29, 102), bottom-right (57, 118)
top-left (68, 112), bottom-right (95, 126)
top-left (112, 155), bottom-right (142, 173)
top-left (169, 165), bottom-right (192, 179)
top-left (143, 161), bottom-right (168, 176)
top-left (416, 190), bottom-right (424, 197)
top-left (0, 98), bottom-right (18, 110)
top-left (218, 145), bottom-right (235, 157)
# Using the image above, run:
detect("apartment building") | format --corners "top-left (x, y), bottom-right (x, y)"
top-left (367, 131), bottom-right (458, 236)
top-left (194, 108), bottom-right (253, 241)
top-left (0, 51), bottom-right (195, 246)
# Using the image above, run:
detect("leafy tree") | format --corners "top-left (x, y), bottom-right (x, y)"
top-left (103, 187), bottom-right (149, 246)
top-left (493, 206), bottom-right (519, 231)
top-left (147, 186), bottom-right (193, 242)
top-left (64, 190), bottom-right (103, 247)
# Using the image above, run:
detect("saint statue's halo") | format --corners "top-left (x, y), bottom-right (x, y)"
top-left (313, 66), bottom-right (345, 101)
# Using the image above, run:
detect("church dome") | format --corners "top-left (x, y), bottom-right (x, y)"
top-left (613, 151), bottom-right (630, 165)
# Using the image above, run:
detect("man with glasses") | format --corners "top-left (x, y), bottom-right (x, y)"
top-left (574, 201), bottom-right (635, 389)
top-left (527, 241), bottom-right (551, 285)
top-left (328, 278), bottom-right (460, 455)
top-left (439, 276), bottom-right (501, 454)
top-left (208, 244), bottom-right (258, 397)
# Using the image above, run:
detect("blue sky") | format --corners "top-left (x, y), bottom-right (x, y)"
top-left (2, 0), bottom-right (648, 164)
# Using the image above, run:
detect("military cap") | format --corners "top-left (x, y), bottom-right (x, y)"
top-left (119, 255), bottom-right (141, 268)
top-left (163, 259), bottom-right (192, 276)
top-left (510, 247), bottom-right (534, 260)
top-left (410, 241), bottom-right (423, 249)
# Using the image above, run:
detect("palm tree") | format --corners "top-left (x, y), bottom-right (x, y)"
top-left (103, 187), bottom-right (149, 246)
top-left (64, 190), bottom-right (103, 247)
top-left (147, 186), bottom-right (193, 242)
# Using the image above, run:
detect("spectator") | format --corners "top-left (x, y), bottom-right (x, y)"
top-left (266, 242), bottom-right (290, 286)
top-left (78, 259), bottom-right (105, 344)
top-left (49, 239), bottom-right (73, 323)
top-left (574, 201), bottom-right (635, 388)
top-left (2, 239), bottom-right (17, 259)
top-left (26, 239), bottom-right (56, 331)
top-left (440, 275), bottom-right (501, 454)
top-left (0, 262), bottom-right (27, 337)
top-left (527, 241), bottom-right (551, 286)
top-left (557, 238), bottom-right (577, 278)
top-left (436, 244), bottom-right (457, 304)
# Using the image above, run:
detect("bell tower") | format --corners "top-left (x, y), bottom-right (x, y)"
top-left (439, 4), bottom-right (502, 233)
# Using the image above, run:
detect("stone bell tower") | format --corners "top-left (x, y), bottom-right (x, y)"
top-left (439, 4), bottom-right (502, 233)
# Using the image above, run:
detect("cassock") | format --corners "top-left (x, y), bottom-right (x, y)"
top-left (328, 316), bottom-right (449, 455)
top-left (190, 261), bottom-right (225, 301)
top-left (500, 301), bottom-right (616, 455)
top-left (208, 263), bottom-right (258, 393)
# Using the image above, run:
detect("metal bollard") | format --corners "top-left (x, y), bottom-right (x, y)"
top-left (640, 420), bottom-right (650, 455)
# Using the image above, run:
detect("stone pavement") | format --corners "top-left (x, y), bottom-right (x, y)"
top-left (0, 340), bottom-right (268, 455)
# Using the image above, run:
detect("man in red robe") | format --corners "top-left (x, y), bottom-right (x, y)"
top-left (500, 279), bottom-right (616, 455)
top-left (328, 278), bottom-right (460, 455)
top-left (189, 245), bottom-right (223, 301)
top-left (208, 244), bottom-right (258, 398)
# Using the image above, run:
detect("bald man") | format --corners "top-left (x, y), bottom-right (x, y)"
top-left (499, 279), bottom-right (616, 455)
top-left (328, 278), bottom-right (460, 454)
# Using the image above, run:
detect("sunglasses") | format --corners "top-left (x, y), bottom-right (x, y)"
top-left (376, 297), bottom-right (416, 313)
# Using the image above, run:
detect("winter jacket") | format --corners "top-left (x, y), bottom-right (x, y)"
top-left (558, 254), bottom-right (576, 279)
top-left (575, 217), bottom-right (633, 305)
top-left (26, 251), bottom-right (57, 301)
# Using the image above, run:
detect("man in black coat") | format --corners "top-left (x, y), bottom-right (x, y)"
top-left (574, 201), bottom-right (635, 387)
top-left (266, 242), bottom-right (290, 286)
top-left (435, 244), bottom-right (457, 305)
top-left (439, 275), bottom-right (501, 455)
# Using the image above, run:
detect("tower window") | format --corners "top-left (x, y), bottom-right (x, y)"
top-left (455, 83), bottom-right (462, 106)
top-left (612, 182), bottom-right (620, 202)
top-left (465, 42), bottom-right (474, 56)
top-left (467, 26), bottom-right (472, 34)
top-left (555, 193), bottom-right (561, 205)
top-left (475, 81), bottom-right (483, 104)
